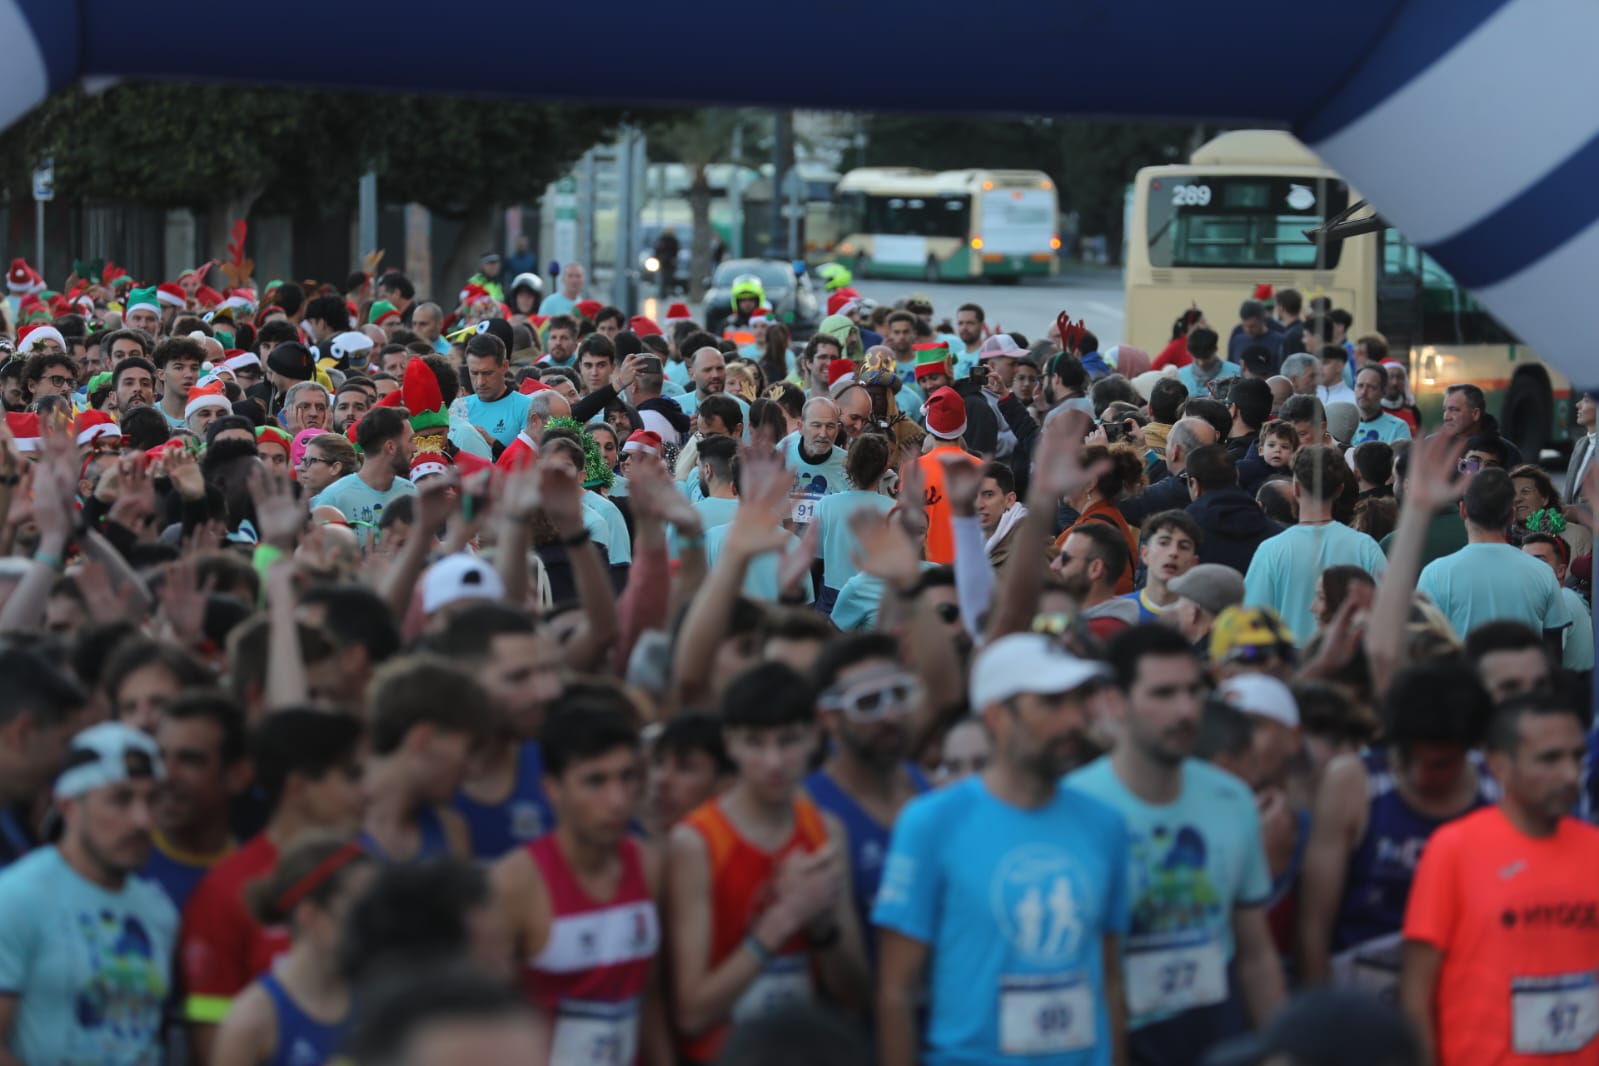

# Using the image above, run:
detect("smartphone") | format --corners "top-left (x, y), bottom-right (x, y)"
top-left (1209, 378), bottom-right (1236, 403)
top-left (1102, 419), bottom-right (1123, 443)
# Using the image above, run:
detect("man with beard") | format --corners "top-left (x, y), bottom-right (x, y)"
top-left (113, 356), bottom-right (158, 413)
top-left (0, 723), bottom-right (178, 1066)
top-left (780, 396), bottom-right (849, 527)
top-left (1068, 625), bottom-right (1285, 1064)
top-left (309, 407), bottom-right (417, 541)
top-left (953, 302), bottom-right (987, 378)
top-left (876, 634), bottom-right (1130, 1066)
top-left (1351, 364), bottom-right (1411, 444)
top-left (1400, 692), bottom-right (1599, 1066)
top-left (804, 636), bottom-right (932, 961)
top-left (141, 694), bottom-right (250, 914)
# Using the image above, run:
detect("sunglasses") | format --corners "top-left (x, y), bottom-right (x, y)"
top-left (819, 671), bottom-right (923, 722)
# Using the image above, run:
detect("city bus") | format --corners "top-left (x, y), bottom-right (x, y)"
top-left (830, 168), bottom-right (1061, 283)
top-left (1124, 130), bottom-right (1576, 456)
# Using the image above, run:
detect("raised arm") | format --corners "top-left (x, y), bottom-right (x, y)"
top-left (537, 457), bottom-right (619, 672)
top-left (0, 435), bottom-right (76, 633)
top-left (621, 453), bottom-right (701, 673)
top-left (1364, 432), bottom-right (1464, 695)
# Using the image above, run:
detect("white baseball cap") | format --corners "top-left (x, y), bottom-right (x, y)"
top-left (969, 634), bottom-right (1109, 709)
top-left (1218, 674), bottom-right (1299, 728)
top-left (421, 553), bottom-right (506, 615)
top-left (55, 722), bottom-right (164, 800)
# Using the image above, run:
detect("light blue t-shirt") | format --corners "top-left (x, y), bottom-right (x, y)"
top-left (669, 495), bottom-right (738, 560)
top-left (310, 473), bottom-right (417, 538)
top-left (779, 433), bottom-right (850, 526)
top-left (1417, 541), bottom-right (1569, 640)
top-left (464, 389), bottom-right (532, 447)
top-left (675, 389), bottom-right (751, 427)
top-left (703, 522), bottom-right (813, 604)
top-left (1561, 587), bottom-right (1594, 671)
top-left (873, 777), bottom-right (1129, 1066)
top-left (830, 562), bottom-right (939, 631)
top-left (1351, 412), bottom-right (1412, 445)
top-left (582, 491), bottom-right (631, 565)
top-left (538, 292), bottom-right (578, 315)
top-left (1176, 359), bottom-right (1241, 398)
top-left (0, 847), bottom-right (178, 1066)
top-left (1066, 758), bottom-right (1271, 1031)
top-left (664, 358), bottom-right (691, 390)
top-left (1243, 522), bottom-right (1387, 643)
top-left (813, 489), bottom-right (893, 591)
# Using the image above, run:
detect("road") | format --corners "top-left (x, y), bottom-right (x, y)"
top-left (851, 264), bottom-right (1127, 349)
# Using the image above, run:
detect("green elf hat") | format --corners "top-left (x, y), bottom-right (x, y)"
top-left (125, 285), bottom-right (161, 316)
top-left (547, 415), bottom-right (615, 491)
top-left (87, 371), bottom-right (114, 395)
top-left (912, 341), bottom-right (952, 383)
top-left (368, 300), bottom-right (400, 326)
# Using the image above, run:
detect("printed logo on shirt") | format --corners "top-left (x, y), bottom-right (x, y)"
top-left (989, 845), bottom-right (1087, 960)
top-left (1500, 901), bottom-right (1599, 931)
top-left (72, 910), bottom-right (169, 1054)
top-left (1126, 825), bottom-right (1223, 937)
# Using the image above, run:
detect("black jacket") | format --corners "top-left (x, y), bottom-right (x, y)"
top-left (1119, 474), bottom-right (1191, 527)
top-left (1185, 486), bottom-right (1284, 574)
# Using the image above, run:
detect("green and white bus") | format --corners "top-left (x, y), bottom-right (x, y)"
top-left (830, 168), bottom-right (1061, 282)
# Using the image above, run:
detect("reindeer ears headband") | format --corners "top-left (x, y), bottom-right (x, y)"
top-left (1057, 310), bottom-right (1087, 352)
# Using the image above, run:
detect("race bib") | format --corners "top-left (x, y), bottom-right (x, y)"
top-left (550, 998), bottom-right (640, 1066)
top-left (1512, 970), bottom-right (1599, 1055)
top-left (998, 973), bottom-right (1096, 1055)
top-left (1125, 930), bottom-right (1228, 1017)
top-left (1328, 932), bottom-right (1403, 1003)
top-left (791, 495), bottom-right (820, 526)
top-left (732, 954), bottom-right (813, 1023)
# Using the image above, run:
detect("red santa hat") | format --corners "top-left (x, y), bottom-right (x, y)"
top-left (622, 429), bottom-right (663, 457)
top-left (827, 287), bottom-right (862, 318)
top-left (574, 299), bottom-right (604, 322)
top-left (184, 379), bottom-right (232, 420)
top-left (923, 386), bottom-right (968, 440)
top-left (663, 302), bottom-right (692, 324)
top-left (16, 324), bottom-right (65, 354)
top-left (827, 358), bottom-right (857, 388)
top-left (519, 377), bottom-right (552, 395)
top-left (409, 452), bottom-right (453, 483)
top-left (157, 283), bottom-right (187, 308)
top-left (1253, 283), bottom-right (1274, 303)
top-left (748, 307), bottom-right (773, 326)
top-left (74, 410), bottom-right (123, 448)
top-left (458, 283), bottom-right (492, 308)
top-left (629, 315), bottom-right (663, 337)
top-left (223, 350), bottom-right (260, 372)
top-left (47, 295), bottom-right (72, 320)
top-left (194, 285), bottom-right (223, 309)
top-left (5, 412), bottom-right (40, 453)
top-left (6, 258), bottom-right (44, 295)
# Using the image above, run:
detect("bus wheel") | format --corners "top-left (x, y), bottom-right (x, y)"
top-left (1503, 371), bottom-right (1553, 460)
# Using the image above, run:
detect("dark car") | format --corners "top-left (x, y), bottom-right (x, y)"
top-left (702, 258), bottom-right (820, 340)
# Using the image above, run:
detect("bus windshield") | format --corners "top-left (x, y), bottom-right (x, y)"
top-left (1145, 174), bottom-right (1350, 270)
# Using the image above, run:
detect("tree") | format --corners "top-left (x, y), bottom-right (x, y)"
top-left (644, 110), bottom-right (759, 300)
top-left (0, 84), bottom-right (372, 260)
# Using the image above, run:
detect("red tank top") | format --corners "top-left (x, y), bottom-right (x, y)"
top-left (522, 835), bottom-right (659, 1064)
top-left (677, 796), bottom-right (830, 1063)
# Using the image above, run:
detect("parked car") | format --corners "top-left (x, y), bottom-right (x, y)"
top-left (702, 258), bottom-right (819, 339)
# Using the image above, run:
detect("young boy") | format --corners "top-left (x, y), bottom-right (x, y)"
top-left (361, 656), bottom-right (497, 865)
top-left (1258, 419), bottom-right (1299, 472)
top-left (1121, 510), bottom-right (1202, 623)
top-left (665, 662), bottom-right (868, 1064)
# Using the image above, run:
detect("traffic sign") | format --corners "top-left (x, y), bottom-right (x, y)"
top-left (32, 158), bottom-right (54, 202)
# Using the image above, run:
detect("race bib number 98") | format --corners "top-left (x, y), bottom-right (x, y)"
top-left (999, 973), bottom-right (1095, 1055)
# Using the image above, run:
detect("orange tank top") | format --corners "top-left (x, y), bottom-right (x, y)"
top-left (676, 795), bottom-right (829, 1063)
top-left (916, 445), bottom-right (980, 565)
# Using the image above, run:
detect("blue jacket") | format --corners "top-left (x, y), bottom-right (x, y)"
top-left (1185, 486), bottom-right (1283, 575)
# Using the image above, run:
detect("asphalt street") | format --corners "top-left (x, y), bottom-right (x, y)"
top-left (852, 264), bottom-right (1126, 348)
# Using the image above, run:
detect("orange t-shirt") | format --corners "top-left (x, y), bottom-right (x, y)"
top-left (677, 796), bottom-right (830, 1064)
top-left (1403, 806), bottom-right (1599, 1065)
top-left (914, 445), bottom-right (980, 565)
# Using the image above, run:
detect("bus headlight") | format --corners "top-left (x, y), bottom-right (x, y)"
top-left (971, 237), bottom-right (984, 250)
top-left (644, 256), bottom-right (660, 273)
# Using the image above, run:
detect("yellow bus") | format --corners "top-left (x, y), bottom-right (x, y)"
top-left (1124, 130), bottom-right (1576, 455)
top-left (831, 168), bottom-right (1061, 283)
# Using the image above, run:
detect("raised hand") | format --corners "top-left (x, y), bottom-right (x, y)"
top-left (939, 453), bottom-right (983, 518)
top-left (613, 352), bottom-right (645, 393)
top-left (849, 508), bottom-right (920, 588)
top-left (1400, 431), bottom-right (1467, 514)
top-left (627, 453), bottom-right (701, 533)
top-left (895, 446), bottom-right (926, 511)
top-left (159, 556), bottom-right (215, 643)
top-left (535, 458), bottom-right (586, 538)
top-left (107, 456), bottom-right (156, 531)
top-left (248, 466), bottom-right (306, 550)
top-left (1030, 408), bottom-right (1109, 506)
top-left (164, 446), bottom-right (207, 502)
